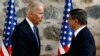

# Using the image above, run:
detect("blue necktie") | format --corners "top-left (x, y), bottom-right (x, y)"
top-left (33, 26), bottom-right (39, 48)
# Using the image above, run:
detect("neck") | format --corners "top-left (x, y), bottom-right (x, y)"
top-left (27, 15), bottom-right (34, 25)
top-left (74, 25), bottom-right (84, 32)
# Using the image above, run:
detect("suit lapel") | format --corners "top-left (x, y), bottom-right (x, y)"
top-left (22, 19), bottom-right (40, 49)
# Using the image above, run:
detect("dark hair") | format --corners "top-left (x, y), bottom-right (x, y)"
top-left (69, 9), bottom-right (87, 25)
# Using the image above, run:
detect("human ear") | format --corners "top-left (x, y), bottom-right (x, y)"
top-left (75, 19), bottom-right (79, 24)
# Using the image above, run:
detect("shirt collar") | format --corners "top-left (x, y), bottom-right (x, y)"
top-left (26, 17), bottom-right (34, 31)
top-left (74, 25), bottom-right (86, 37)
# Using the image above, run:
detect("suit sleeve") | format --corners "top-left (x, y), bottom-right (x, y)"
top-left (11, 26), bottom-right (29, 56)
top-left (11, 26), bottom-right (19, 56)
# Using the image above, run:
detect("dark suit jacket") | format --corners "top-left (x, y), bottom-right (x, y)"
top-left (62, 27), bottom-right (96, 56)
top-left (11, 19), bottom-right (41, 56)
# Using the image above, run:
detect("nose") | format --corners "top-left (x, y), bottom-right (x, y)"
top-left (41, 15), bottom-right (44, 19)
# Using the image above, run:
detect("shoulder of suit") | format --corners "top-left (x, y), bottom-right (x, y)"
top-left (15, 20), bottom-right (26, 30)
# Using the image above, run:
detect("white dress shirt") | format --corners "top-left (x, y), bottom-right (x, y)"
top-left (26, 17), bottom-right (39, 47)
top-left (74, 25), bottom-right (86, 37)
top-left (26, 17), bottom-right (35, 32)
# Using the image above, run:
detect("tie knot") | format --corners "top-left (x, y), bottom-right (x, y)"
top-left (33, 26), bottom-right (38, 32)
top-left (33, 26), bottom-right (36, 33)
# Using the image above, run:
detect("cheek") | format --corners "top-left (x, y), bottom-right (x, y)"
top-left (38, 15), bottom-right (42, 18)
top-left (68, 21), bottom-right (72, 25)
top-left (35, 14), bottom-right (40, 19)
top-left (68, 21), bottom-right (74, 28)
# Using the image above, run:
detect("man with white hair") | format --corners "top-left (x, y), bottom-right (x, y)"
top-left (11, 1), bottom-right (44, 56)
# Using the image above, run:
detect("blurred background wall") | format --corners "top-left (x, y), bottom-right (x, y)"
top-left (0, 0), bottom-right (100, 56)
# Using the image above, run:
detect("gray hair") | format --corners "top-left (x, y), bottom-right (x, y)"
top-left (26, 1), bottom-right (43, 15)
